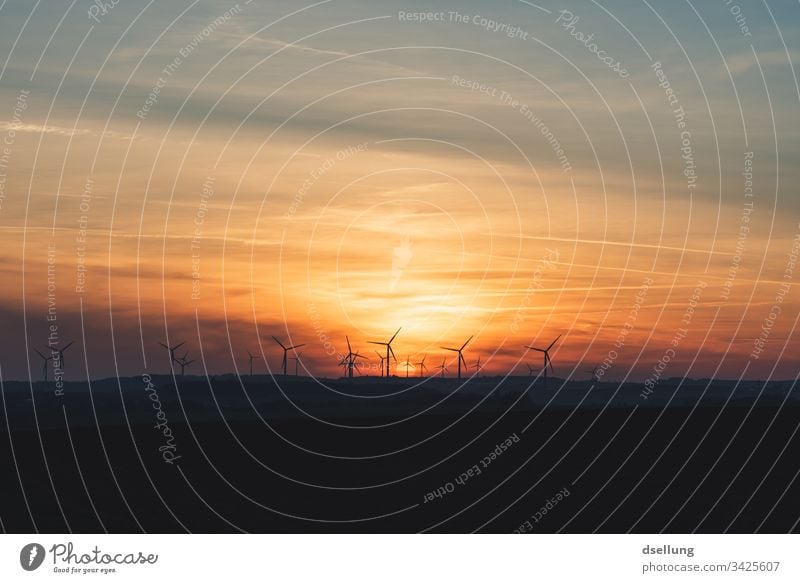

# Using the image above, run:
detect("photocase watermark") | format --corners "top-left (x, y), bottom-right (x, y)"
top-left (0, 88), bottom-right (29, 213)
top-left (48, 541), bottom-right (158, 574)
top-left (190, 175), bottom-right (214, 300)
top-left (142, 374), bottom-right (181, 465)
top-left (513, 487), bottom-right (571, 532)
top-left (45, 243), bottom-right (66, 396)
top-left (423, 433), bottom-right (520, 503)
top-left (721, 151), bottom-right (754, 300)
top-left (651, 61), bottom-right (697, 195)
top-left (510, 248), bottom-right (560, 333)
top-left (397, 11), bottom-right (530, 40)
top-left (136, 3), bottom-right (242, 120)
top-left (307, 303), bottom-right (358, 373)
top-left (286, 142), bottom-right (369, 219)
top-left (555, 10), bottom-right (629, 78)
top-left (389, 235), bottom-right (413, 292)
top-left (20, 543), bottom-right (46, 571)
top-left (596, 276), bottom-right (653, 381)
top-left (640, 280), bottom-right (707, 399)
top-left (308, 303), bottom-right (340, 359)
top-left (74, 176), bottom-right (93, 295)
top-left (451, 75), bottom-right (572, 172)
top-left (721, 0), bottom-right (752, 38)
top-left (750, 225), bottom-right (800, 360)
top-left (87, 0), bottom-right (120, 24)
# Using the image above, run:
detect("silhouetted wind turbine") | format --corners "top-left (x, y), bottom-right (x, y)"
top-left (368, 327), bottom-right (400, 378)
top-left (272, 336), bottom-right (305, 376)
top-left (375, 351), bottom-right (386, 377)
top-left (48, 341), bottom-right (74, 372)
top-left (526, 334), bottom-right (560, 388)
top-left (585, 365), bottom-right (600, 383)
top-left (415, 354), bottom-right (428, 377)
top-left (441, 336), bottom-right (472, 381)
top-left (472, 356), bottom-right (483, 377)
top-left (526, 363), bottom-right (536, 377)
top-left (400, 355), bottom-right (413, 378)
top-left (34, 349), bottom-right (52, 382)
top-left (159, 341), bottom-right (185, 371)
top-left (175, 351), bottom-right (194, 377)
top-left (290, 351), bottom-right (303, 376)
top-left (340, 336), bottom-right (365, 378)
top-left (435, 357), bottom-right (448, 377)
top-left (246, 351), bottom-right (256, 376)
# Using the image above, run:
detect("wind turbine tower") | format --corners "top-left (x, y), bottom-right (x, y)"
top-left (368, 328), bottom-right (400, 378)
top-left (271, 336), bottom-right (306, 376)
top-left (525, 334), bottom-right (560, 389)
top-left (441, 336), bottom-right (472, 381)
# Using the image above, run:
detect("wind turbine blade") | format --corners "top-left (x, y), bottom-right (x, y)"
top-left (531, 347), bottom-right (545, 353)
top-left (288, 343), bottom-right (306, 350)
top-left (34, 349), bottom-right (45, 359)
top-left (62, 341), bottom-right (74, 351)
top-left (388, 345), bottom-right (397, 362)
top-left (389, 327), bottom-right (401, 344)
top-left (247, 350), bottom-right (253, 358)
top-left (460, 335), bottom-right (473, 351)
top-left (271, 336), bottom-right (286, 350)
top-left (547, 334), bottom-right (561, 351)
top-left (158, 342), bottom-right (169, 350)
top-left (173, 342), bottom-right (185, 351)
top-left (346, 336), bottom-right (352, 353)
top-left (460, 353), bottom-right (466, 368)
top-left (368, 341), bottom-right (386, 346)
top-left (441, 347), bottom-right (458, 352)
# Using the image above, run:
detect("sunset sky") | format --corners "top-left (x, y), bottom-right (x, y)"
top-left (0, 0), bottom-right (798, 381)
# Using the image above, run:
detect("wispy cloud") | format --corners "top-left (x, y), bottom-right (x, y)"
top-left (0, 121), bottom-right (135, 141)
top-left (727, 50), bottom-right (800, 74)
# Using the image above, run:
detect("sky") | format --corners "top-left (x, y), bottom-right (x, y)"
top-left (0, 0), bottom-right (798, 382)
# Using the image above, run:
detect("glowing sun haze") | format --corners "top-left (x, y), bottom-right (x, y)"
top-left (0, 0), bottom-right (798, 381)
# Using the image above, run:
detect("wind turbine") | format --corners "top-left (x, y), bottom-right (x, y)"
top-left (472, 356), bottom-right (483, 377)
top-left (34, 349), bottom-right (52, 382)
top-left (441, 336), bottom-right (472, 381)
top-left (48, 341), bottom-right (74, 372)
top-left (375, 351), bottom-right (386, 377)
top-left (435, 357), bottom-right (448, 377)
top-left (246, 351), bottom-right (256, 376)
top-left (400, 355), bottom-right (413, 378)
top-left (271, 336), bottom-right (306, 376)
top-left (415, 354), bottom-right (428, 377)
top-left (585, 365), bottom-right (600, 383)
top-left (159, 341), bottom-right (185, 371)
top-left (368, 327), bottom-right (400, 378)
top-left (525, 334), bottom-right (560, 388)
top-left (175, 352), bottom-right (194, 377)
top-left (340, 336), bottom-right (365, 378)
top-left (526, 363), bottom-right (536, 377)
top-left (290, 351), bottom-right (303, 376)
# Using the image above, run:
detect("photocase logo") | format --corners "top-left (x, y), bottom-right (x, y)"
top-left (20, 543), bottom-right (46, 571)
top-left (389, 235), bottom-right (413, 292)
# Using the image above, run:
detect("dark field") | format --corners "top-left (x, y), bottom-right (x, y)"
top-left (1, 376), bottom-right (799, 533)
